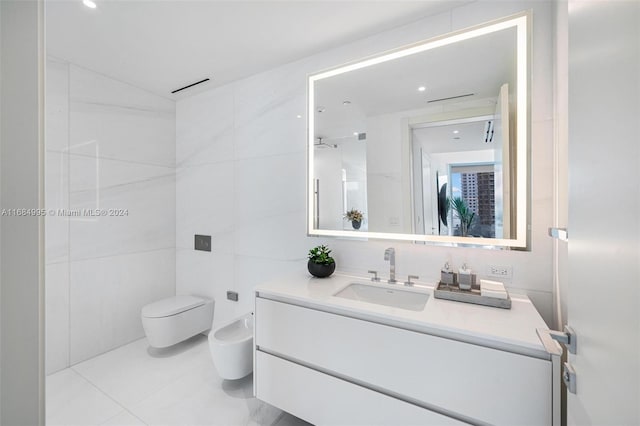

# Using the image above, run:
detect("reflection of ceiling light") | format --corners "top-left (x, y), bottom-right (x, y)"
top-left (343, 100), bottom-right (351, 106)
top-left (353, 132), bottom-right (359, 136)
top-left (296, 115), bottom-right (302, 119)
top-left (83, 0), bottom-right (97, 8)
top-left (317, 106), bottom-right (326, 113)
top-left (453, 130), bottom-right (459, 134)
top-left (418, 86), bottom-right (426, 92)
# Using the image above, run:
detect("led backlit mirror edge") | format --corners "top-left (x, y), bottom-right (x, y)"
top-left (307, 11), bottom-right (531, 249)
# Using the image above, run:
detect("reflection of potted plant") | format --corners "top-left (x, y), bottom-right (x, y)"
top-left (449, 197), bottom-right (475, 237)
top-left (307, 245), bottom-right (336, 278)
top-left (344, 209), bottom-right (363, 230)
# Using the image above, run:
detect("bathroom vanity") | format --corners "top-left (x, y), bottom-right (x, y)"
top-left (253, 273), bottom-right (561, 425)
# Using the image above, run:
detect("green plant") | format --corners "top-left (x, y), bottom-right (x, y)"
top-left (344, 208), bottom-right (363, 222)
top-left (308, 245), bottom-right (335, 265)
top-left (449, 197), bottom-right (475, 237)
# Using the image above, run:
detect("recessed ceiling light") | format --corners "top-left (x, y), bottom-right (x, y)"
top-left (353, 132), bottom-right (359, 136)
top-left (317, 106), bottom-right (326, 113)
top-left (83, 0), bottom-right (97, 8)
top-left (453, 130), bottom-right (460, 134)
top-left (418, 86), bottom-right (426, 92)
top-left (343, 100), bottom-right (351, 106)
top-left (296, 115), bottom-right (302, 119)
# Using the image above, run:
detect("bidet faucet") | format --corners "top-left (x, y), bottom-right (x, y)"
top-left (384, 247), bottom-right (397, 284)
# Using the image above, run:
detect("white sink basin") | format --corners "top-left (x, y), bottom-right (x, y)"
top-left (333, 282), bottom-right (429, 312)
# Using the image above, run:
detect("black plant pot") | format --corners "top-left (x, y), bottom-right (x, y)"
top-left (307, 260), bottom-right (336, 278)
top-left (351, 220), bottom-right (361, 230)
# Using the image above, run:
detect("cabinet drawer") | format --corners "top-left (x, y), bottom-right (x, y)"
top-left (256, 297), bottom-right (551, 425)
top-left (256, 351), bottom-right (465, 426)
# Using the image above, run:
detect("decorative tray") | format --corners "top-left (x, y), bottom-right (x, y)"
top-left (433, 282), bottom-right (512, 309)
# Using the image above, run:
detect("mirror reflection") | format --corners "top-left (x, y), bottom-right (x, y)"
top-left (309, 14), bottom-right (528, 247)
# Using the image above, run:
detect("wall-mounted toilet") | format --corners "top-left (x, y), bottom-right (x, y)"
top-left (141, 295), bottom-right (214, 348)
top-left (209, 312), bottom-right (253, 380)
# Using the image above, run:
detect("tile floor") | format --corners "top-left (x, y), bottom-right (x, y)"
top-left (46, 334), bottom-right (311, 426)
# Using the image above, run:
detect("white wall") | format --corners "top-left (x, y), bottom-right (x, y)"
top-left (1, 1), bottom-right (45, 423)
top-left (176, 0), bottom-right (556, 326)
top-left (45, 59), bottom-right (177, 373)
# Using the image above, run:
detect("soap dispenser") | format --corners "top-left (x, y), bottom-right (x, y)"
top-left (440, 262), bottom-right (457, 286)
top-left (458, 263), bottom-right (476, 291)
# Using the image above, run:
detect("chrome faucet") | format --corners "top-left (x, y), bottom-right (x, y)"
top-left (384, 247), bottom-right (397, 284)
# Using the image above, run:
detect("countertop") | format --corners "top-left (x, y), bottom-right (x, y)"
top-left (255, 271), bottom-right (551, 359)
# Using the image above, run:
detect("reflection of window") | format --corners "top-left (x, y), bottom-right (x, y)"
top-left (451, 164), bottom-right (495, 238)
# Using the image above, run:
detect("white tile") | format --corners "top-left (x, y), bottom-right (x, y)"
top-left (234, 212), bottom-right (308, 262)
top-left (46, 58), bottom-right (70, 153)
top-left (69, 174), bottom-right (175, 261)
top-left (176, 84), bottom-right (235, 167)
top-left (68, 102), bottom-right (175, 167)
top-left (72, 335), bottom-right (211, 408)
top-left (130, 366), bottom-right (282, 426)
top-left (233, 68), bottom-right (307, 160)
top-left (46, 368), bottom-right (124, 426)
top-left (176, 163), bottom-right (234, 251)
top-left (67, 64), bottom-right (175, 169)
top-left (234, 152), bottom-right (306, 223)
top-left (100, 410), bottom-right (146, 426)
top-left (69, 249), bottom-right (176, 364)
top-left (70, 154), bottom-right (174, 194)
top-left (46, 150), bottom-right (70, 264)
top-left (175, 248), bottom-right (236, 327)
top-left (69, 64), bottom-right (174, 118)
top-left (46, 263), bottom-right (70, 375)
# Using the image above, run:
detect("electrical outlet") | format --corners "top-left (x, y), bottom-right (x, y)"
top-left (487, 264), bottom-right (512, 278)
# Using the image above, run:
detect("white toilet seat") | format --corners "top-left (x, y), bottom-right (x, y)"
top-left (142, 295), bottom-right (206, 318)
top-left (141, 295), bottom-right (214, 348)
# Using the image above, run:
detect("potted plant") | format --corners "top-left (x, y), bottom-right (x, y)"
top-left (307, 245), bottom-right (336, 278)
top-left (449, 197), bottom-right (475, 237)
top-left (344, 208), bottom-right (364, 230)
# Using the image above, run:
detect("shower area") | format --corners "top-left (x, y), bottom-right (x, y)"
top-left (313, 135), bottom-right (368, 231)
top-left (42, 5), bottom-right (301, 424)
top-left (45, 56), bottom-right (178, 373)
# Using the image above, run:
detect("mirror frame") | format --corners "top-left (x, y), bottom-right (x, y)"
top-left (307, 12), bottom-right (530, 249)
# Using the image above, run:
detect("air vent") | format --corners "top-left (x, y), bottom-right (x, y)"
top-left (484, 120), bottom-right (495, 143)
top-left (171, 78), bottom-right (210, 94)
top-left (427, 93), bottom-right (474, 103)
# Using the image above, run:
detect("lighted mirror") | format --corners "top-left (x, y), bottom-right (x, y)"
top-left (307, 12), bottom-right (530, 249)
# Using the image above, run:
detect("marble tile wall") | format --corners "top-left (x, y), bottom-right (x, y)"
top-left (176, 0), bottom-right (557, 327)
top-left (45, 58), bottom-right (176, 374)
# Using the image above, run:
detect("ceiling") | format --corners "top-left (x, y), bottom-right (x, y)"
top-left (46, 0), bottom-right (470, 100)
top-left (413, 120), bottom-right (494, 154)
top-left (314, 25), bottom-right (516, 140)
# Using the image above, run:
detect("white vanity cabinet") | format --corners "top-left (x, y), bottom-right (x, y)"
top-left (254, 275), bottom-right (561, 426)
